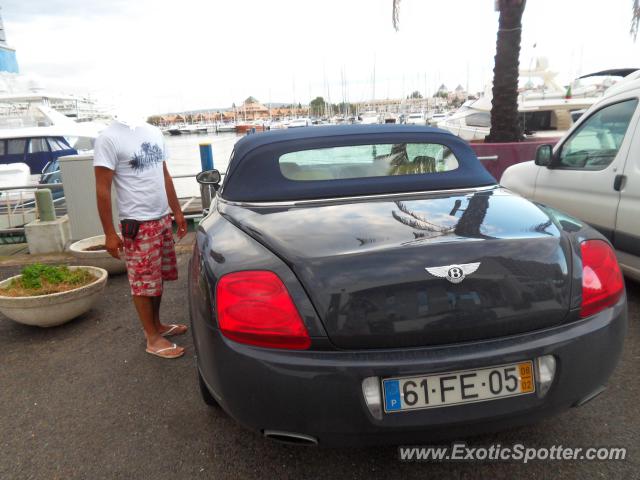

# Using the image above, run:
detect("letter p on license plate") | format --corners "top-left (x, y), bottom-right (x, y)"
top-left (382, 361), bottom-right (535, 412)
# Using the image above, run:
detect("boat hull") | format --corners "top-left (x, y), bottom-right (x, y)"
top-left (235, 124), bottom-right (265, 134)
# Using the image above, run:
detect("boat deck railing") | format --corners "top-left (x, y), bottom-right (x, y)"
top-left (0, 172), bottom-right (212, 239)
top-left (0, 183), bottom-right (66, 237)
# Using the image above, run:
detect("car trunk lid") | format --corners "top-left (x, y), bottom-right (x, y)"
top-left (220, 188), bottom-right (572, 349)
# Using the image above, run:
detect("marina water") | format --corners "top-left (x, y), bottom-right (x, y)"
top-left (164, 132), bottom-right (239, 198)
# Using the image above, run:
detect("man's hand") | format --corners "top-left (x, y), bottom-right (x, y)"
top-left (174, 212), bottom-right (187, 239)
top-left (175, 213), bottom-right (188, 239)
top-left (163, 163), bottom-right (188, 240)
top-left (105, 232), bottom-right (124, 259)
top-left (95, 166), bottom-right (122, 258)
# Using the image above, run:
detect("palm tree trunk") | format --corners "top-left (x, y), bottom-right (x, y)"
top-left (632, 0), bottom-right (640, 40)
top-left (453, 192), bottom-right (492, 239)
top-left (485, 0), bottom-right (526, 143)
top-left (392, 0), bottom-right (401, 31)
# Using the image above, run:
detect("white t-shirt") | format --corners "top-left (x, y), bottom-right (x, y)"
top-left (93, 121), bottom-right (170, 221)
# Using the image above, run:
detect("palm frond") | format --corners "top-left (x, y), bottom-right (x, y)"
top-left (392, 0), bottom-right (401, 31)
top-left (632, 0), bottom-right (640, 40)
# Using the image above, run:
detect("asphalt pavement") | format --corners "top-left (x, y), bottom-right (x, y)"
top-left (1, 254), bottom-right (638, 480)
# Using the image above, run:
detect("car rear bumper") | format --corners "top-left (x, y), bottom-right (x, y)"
top-left (196, 297), bottom-right (627, 447)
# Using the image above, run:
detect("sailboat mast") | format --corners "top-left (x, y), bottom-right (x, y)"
top-left (372, 54), bottom-right (376, 108)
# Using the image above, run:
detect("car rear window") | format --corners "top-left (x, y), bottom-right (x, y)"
top-left (279, 143), bottom-right (459, 181)
top-left (221, 127), bottom-right (496, 202)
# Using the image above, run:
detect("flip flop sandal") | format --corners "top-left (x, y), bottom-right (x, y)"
top-left (146, 343), bottom-right (184, 359)
top-left (161, 324), bottom-right (188, 337)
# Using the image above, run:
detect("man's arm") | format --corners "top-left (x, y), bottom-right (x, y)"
top-left (94, 166), bottom-right (123, 259)
top-left (163, 162), bottom-right (187, 239)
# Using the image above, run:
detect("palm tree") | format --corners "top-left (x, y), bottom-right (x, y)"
top-left (485, 0), bottom-right (526, 143)
top-left (390, 191), bottom-right (494, 241)
top-left (392, 0), bottom-right (526, 143)
top-left (392, 0), bottom-right (401, 31)
top-left (632, 0), bottom-right (640, 39)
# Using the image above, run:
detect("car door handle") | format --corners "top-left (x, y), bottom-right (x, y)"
top-left (613, 174), bottom-right (626, 192)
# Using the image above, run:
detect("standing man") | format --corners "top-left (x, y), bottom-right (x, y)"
top-left (94, 116), bottom-right (188, 359)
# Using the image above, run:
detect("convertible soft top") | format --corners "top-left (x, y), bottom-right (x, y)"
top-left (221, 125), bottom-right (496, 202)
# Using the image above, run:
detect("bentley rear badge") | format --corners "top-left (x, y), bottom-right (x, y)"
top-left (425, 262), bottom-right (481, 284)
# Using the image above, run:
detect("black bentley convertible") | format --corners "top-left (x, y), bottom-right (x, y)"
top-left (190, 125), bottom-right (626, 447)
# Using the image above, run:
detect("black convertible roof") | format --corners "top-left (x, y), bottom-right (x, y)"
top-left (221, 125), bottom-right (496, 202)
top-left (230, 125), bottom-right (443, 159)
top-left (228, 125), bottom-right (459, 171)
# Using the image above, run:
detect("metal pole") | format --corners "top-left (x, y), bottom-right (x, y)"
top-left (199, 144), bottom-right (214, 210)
top-left (199, 143), bottom-right (214, 171)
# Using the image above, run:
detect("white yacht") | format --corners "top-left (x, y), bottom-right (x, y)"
top-left (288, 118), bottom-right (311, 128)
top-left (0, 102), bottom-right (101, 173)
top-left (359, 110), bottom-right (380, 125)
top-left (216, 122), bottom-right (237, 133)
top-left (438, 58), bottom-right (609, 141)
top-left (405, 112), bottom-right (427, 125)
top-left (438, 94), bottom-right (596, 141)
top-left (264, 120), bottom-right (285, 130)
top-left (427, 112), bottom-right (449, 127)
top-left (0, 10), bottom-right (107, 176)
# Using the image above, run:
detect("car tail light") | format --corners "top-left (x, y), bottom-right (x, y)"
top-left (580, 240), bottom-right (624, 318)
top-left (216, 270), bottom-right (311, 350)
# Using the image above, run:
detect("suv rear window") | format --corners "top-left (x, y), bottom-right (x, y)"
top-left (279, 143), bottom-right (459, 181)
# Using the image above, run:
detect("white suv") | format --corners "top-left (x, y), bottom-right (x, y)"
top-left (501, 72), bottom-right (640, 280)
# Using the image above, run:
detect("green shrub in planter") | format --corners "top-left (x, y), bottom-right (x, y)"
top-left (0, 264), bottom-right (95, 297)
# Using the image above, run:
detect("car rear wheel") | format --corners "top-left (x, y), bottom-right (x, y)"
top-left (198, 369), bottom-right (219, 407)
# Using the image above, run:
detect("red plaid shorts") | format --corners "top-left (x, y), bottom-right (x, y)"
top-left (122, 215), bottom-right (178, 297)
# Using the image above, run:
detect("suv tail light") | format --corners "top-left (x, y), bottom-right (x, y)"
top-left (216, 270), bottom-right (311, 350)
top-left (580, 240), bottom-right (624, 318)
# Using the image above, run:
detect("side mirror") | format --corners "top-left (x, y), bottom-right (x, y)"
top-left (534, 144), bottom-right (553, 167)
top-left (197, 169), bottom-right (221, 212)
top-left (196, 169), bottom-right (221, 185)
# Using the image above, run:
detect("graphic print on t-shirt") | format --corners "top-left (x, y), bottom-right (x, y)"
top-left (129, 142), bottom-right (164, 172)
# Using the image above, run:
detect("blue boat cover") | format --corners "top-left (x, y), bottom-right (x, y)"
top-left (220, 125), bottom-right (496, 202)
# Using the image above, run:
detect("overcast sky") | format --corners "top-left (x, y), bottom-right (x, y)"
top-left (4, 0), bottom-right (640, 115)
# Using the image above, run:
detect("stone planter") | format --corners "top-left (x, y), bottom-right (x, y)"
top-left (69, 235), bottom-right (127, 275)
top-left (0, 266), bottom-right (108, 327)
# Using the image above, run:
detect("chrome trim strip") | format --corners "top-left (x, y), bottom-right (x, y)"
top-left (218, 185), bottom-right (499, 208)
top-left (263, 430), bottom-right (318, 446)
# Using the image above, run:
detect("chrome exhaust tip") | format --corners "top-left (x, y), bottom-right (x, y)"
top-left (574, 385), bottom-right (606, 407)
top-left (263, 430), bottom-right (318, 446)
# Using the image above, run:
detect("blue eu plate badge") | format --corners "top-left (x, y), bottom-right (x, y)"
top-left (383, 379), bottom-right (401, 411)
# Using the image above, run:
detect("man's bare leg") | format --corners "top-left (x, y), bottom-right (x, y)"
top-left (150, 294), bottom-right (187, 335)
top-left (152, 295), bottom-right (162, 331)
top-left (132, 295), bottom-right (184, 353)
